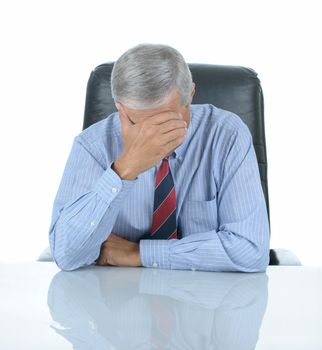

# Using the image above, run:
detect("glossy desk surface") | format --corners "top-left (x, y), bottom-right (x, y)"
top-left (0, 263), bottom-right (321, 349)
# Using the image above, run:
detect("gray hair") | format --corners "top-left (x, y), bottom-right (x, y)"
top-left (111, 43), bottom-right (193, 109)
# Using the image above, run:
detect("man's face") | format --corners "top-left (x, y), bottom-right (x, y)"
top-left (119, 84), bottom-right (195, 129)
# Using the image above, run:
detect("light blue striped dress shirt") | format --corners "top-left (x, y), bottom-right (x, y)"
top-left (49, 104), bottom-right (270, 272)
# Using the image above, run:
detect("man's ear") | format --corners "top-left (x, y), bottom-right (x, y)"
top-left (189, 82), bottom-right (196, 103)
top-left (115, 101), bottom-right (123, 110)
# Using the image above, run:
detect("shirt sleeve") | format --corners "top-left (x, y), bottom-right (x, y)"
top-left (49, 136), bottom-right (138, 271)
top-left (139, 125), bottom-right (270, 272)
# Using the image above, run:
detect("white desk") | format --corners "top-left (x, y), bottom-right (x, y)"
top-left (0, 263), bottom-right (321, 349)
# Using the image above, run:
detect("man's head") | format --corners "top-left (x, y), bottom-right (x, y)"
top-left (111, 43), bottom-right (195, 127)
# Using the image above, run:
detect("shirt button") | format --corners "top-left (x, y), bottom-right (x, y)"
top-left (152, 262), bottom-right (158, 268)
top-left (178, 156), bottom-right (183, 161)
top-left (111, 187), bottom-right (118, 193)
top-left (90, 221), bottom-right (95, 226)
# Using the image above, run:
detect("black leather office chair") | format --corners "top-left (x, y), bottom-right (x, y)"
top-left (82, 62), bottom-right (301, 266)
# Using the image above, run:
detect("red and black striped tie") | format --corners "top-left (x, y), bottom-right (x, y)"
top-left (142, 157), bottom-right (181, 240)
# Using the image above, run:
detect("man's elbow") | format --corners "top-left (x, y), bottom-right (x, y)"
top-left (52, 253), bottom-right (79, 271)
top-left (56, 259), bottom-right (80, 272)
top-left (250, 255), bottom-right (269, 272)
top-left (242, 245), bottom-right (270, 272)
top-left (241, 226), bottom-right (270, 272)
top-left (51, 247), bottom-right (92, 272)
top-left (49, 232), bottom-right (96, 271)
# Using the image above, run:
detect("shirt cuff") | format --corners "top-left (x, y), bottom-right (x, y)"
top-left (139, 239), bottom-right (177, 269)
top-left (94, 161), bottom-right (138, 206)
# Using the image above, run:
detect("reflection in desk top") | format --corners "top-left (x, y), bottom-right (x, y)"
top-left (0, 263), bottom-right (321, 349)
top-left (48, 267), bottom-right (268, 350)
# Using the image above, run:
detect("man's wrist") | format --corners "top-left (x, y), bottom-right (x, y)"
top-left (135, 248), bottom-right (142, 267)
top-left (112, 158), bottom-right (138, 180)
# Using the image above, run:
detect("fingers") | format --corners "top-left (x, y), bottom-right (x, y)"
top-left (148, 111), bottom-right (183, 126)
top-left (96, 233), bottom-right (141, 267)
top-left (96, 258), bottom-right (110, 266)
top-left (95, 245), bottom-right (110, 265)
top-left (160, 126), bottom-right (187, 144)
top-left (158, 119), bottom-right (187, 134)
top-left (164, 133), bottom-right (186, 154)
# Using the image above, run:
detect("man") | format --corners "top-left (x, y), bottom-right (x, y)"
top-left (49, 43), bottom-right (270, 272)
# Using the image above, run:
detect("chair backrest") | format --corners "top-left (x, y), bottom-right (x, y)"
top-left (83, 63), bottom-right (270, 225)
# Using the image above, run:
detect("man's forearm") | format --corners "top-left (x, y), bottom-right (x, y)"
top-left (139, 227), bottom-right (269, 272)
top-left (50, 163), bottom-right (137, 271)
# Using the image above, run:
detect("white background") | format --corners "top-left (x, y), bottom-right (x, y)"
top-left (0, 0), bottom-right (321, 265)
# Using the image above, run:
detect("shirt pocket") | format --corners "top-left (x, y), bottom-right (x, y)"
top-left (179, 197), bottom-right (218, 235)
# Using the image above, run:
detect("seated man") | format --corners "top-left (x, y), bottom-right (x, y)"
top-left (49, 43), bottom-right (270, 272)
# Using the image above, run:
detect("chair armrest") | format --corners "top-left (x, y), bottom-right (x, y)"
top-left (270, 248), bottom-right (302, 266)
top-left (38, 246), bottom-right (53, 262)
